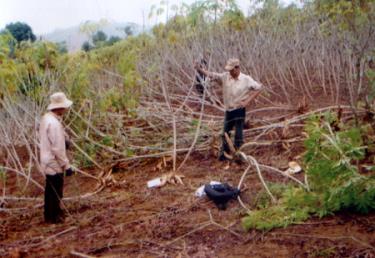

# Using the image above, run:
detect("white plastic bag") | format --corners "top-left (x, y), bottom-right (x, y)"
top-left (195, 181), bottom-right (222, 197)
top-left (147, 177), bottom-right (162, 188)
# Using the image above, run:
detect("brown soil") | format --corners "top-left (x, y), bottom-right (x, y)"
top-left (1, 95), bottom-right (374, 257)
top-left (1, 151), bottom-right (374, 258)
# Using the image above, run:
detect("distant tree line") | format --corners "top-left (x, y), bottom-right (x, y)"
top-left (0, 20), bottom-right (130, 54)
top-left (82, 28), bottom-right (131, 52)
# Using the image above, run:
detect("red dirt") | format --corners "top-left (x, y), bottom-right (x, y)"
top-left (1, 151), bottom-right (374, 257)
top-left (1, 94), bottom-right (374, 257)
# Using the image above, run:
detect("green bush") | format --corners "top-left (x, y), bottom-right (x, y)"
top-left (243, 112), bottom-right (375, 231)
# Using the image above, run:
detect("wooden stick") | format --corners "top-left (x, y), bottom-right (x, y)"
top-left (259, 164), bottom-right (307, 190)
top-left (177, 81), bottom-right (207, 171)
top-left (0, 166), bottom-right (44, 190)
top-left (70, 250), bottom-right (98, 258)
top-left (243, 154), bottom-right (277, 203)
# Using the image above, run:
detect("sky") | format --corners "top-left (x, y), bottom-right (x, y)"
top-left (0, 0), bottom-right (297, 35)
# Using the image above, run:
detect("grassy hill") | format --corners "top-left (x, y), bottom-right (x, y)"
top-left (42, 21), bottom-right (143, 52)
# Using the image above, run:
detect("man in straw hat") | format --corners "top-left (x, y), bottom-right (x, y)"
top-left (39, 92), bottom-right (74, 223)
top-left (195, 58), bottom-right (263, 161)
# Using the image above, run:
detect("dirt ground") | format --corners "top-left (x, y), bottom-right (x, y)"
top-left (1, 149), bottom-right (374, 258)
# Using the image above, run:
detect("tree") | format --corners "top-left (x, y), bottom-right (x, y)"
top-left (0, 30), bottom-right (16, 57)
top-left (82, 41), bottom-right (93, 52)
top-left (5, 22), bottom-right (36, 43)
top-left (108, 36), bottom-right (121, 46)
top-left (220, 9), bottom-right (246, 31)
top-left (124, 25), bottom-right (134, 37)
top-left (185, 2), bottom-right (206, 27)
top-left (92, 30), bottom-right (107, 45)
top-left (314, 0), bottom-right (375, 107)
top-left (56, 41), bottom-right (68, 54)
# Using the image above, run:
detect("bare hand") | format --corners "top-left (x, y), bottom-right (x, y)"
top-left (194, 61), bottom-right (201, 71)
top-left (240, 100), bottom-right (248, 108)
top-left (65, 139), bottom-right (71, 150)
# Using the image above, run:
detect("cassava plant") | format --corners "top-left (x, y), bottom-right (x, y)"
top-left (243, 111), bottom-right (375, 231)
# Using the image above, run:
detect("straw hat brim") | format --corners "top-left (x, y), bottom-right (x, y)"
top-left (47, 99), bottom-right (73, 111)
top-left (225, 65), bottom-right (235, 71)
top-left (225, 58), bottom-right (240, 71)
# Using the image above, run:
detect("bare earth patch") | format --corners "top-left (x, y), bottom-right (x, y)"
top-left (1, 152), bottom-right (374, 257)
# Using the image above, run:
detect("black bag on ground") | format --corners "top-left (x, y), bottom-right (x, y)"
top-left (204, 183), bottom-right (240, 210)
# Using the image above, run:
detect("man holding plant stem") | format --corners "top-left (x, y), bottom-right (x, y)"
top-left (195, 58), bottom-right (263, 161)
top-left (39, 92), bottom-right (74, 223)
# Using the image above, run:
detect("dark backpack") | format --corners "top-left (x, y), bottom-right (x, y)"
top-left (204, 183), bottom-right (240, 210)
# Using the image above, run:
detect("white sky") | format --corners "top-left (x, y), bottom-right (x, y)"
top-left (0, 0), bottom-right (297, 34)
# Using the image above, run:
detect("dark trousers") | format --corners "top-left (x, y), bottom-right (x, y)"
top-left (220, 107), bottom-right (246, 157)
top-left (195, 83), bottom-right (205, 95)
top-left (195, 72), bottom-right (206, 96)
top-left (44, 173), bottom-right (64, 223)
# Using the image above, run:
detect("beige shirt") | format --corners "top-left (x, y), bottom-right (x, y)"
top-left (39, 112), bottom-right (70, 175)
top-left (211, 72), bottom-right (262, 110)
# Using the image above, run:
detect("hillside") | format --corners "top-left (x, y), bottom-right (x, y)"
top-left (42, 21), bottom-right (143, 52)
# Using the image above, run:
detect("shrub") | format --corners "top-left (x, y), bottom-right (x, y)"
top-left (243, 112), bottom-right (375, 231)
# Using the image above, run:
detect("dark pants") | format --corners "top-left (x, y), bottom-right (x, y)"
top-left (44, 173), bottom-right (64, 223)
top-left (219, 107), bottom-right (246, 159)
top-left (195, 83), bottom-right (205, 95)
top-left (195, 72), bottom-right (206, 96)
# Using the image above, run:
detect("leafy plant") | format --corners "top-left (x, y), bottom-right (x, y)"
top-left (101, 135), bottom-right (113, 147)
top-left (74, 142), bottom-right (98, 168)
top-left (254, 183), bottom-right (290, 209)
top-left (243, 205), bottom-right (311, 231)
top-left (243, 112), bottom-right (375, 231)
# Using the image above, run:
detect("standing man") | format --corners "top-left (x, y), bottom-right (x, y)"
top-left (195, 58), bottom-right (263, 161)
top-left (39, 92), bottom-right (74, 223)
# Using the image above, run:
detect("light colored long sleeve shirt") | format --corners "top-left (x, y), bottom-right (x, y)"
top-left (39, 112), bottom-right (70, 175)
top-left (210, 72), bottom-right (263, 111)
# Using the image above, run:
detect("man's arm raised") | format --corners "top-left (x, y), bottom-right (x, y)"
top-left (194, 61), bottom-right (224, 82)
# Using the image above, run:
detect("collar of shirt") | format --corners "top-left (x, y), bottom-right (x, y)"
top-left (228, 72), bottom-right (242, 81)
top-left (48, 111), bottom-right (62, 122)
